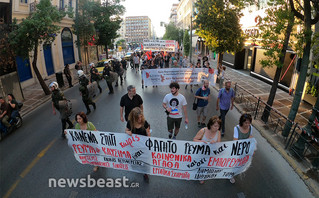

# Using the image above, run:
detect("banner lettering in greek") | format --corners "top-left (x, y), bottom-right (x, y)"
top-left (66, 130), bottom-right (256, 180)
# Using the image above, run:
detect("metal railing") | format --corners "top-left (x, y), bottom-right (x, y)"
top-left (233, 83), bottom-right (318, 170)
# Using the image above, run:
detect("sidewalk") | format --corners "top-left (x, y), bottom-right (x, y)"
top-left (208, 59), bottom-right (319, 196)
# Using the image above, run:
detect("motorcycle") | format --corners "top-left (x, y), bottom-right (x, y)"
top-left (0, 102), bottom-right (23, 140)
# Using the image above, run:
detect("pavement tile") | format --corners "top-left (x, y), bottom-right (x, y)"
top-left (278, 98), bottom-right (293, 106)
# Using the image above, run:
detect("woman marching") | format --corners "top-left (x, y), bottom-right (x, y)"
top-left (193, 115), bottom-right (221, 184)
top-left (125, 107), bottom-right (151, 183)
top-left (230, 113), bottom-right (254, 184)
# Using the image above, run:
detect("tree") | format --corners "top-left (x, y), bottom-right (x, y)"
top-left (9, 0), bottom-right (68, 95)
top-left (183, 30), bottom-right (190, 56)
top-left (256, 0), bottom-right (296, 123)
top-left (162, 23), bottom-right (184, 45)
top-left (92, 0), bottom-right (125, 58)
top-left (194, 0), bottom-right (245, 64)
top-left (73, 0), bottom-right (96, 72)
top-left (282, 0), bottom-right (319, 137)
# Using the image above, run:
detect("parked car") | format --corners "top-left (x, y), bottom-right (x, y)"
top-left (124, 52), bottom-right (133, 61)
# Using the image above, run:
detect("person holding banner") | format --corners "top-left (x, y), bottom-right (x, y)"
top-left (125, 107), bottom-right (150, 182)
top-left (73, 112), bottom-right (99, 172)
top-left (163, 82), bottom-right (188, 139)
top-left (193, 115), bottom-right (221, 184)
top-left (230, 113), bottom-right (254, 184)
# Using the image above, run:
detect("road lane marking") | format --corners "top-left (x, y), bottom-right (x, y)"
top-left (4, 138), bottom-right (57, 198)
top-left (5, 86), bottom-right (105, 197)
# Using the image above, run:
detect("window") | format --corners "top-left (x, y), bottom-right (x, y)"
top-left (69, 0), bottom-right (72, 8)
top-left (20, 0), bottom-right (28, 3)
top-left (60, 0), bottom-right (64, 9)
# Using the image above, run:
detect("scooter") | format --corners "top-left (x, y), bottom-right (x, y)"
top-left (0, 103), bottom-right (23, 140)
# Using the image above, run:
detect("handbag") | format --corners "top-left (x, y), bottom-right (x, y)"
top-left (192, 98), bottom-right (198, 110)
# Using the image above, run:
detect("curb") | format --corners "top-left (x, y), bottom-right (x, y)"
top-left (211, 84), bottom-right (319, 197)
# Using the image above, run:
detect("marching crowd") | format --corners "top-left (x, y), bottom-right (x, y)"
top-left (46, 51), bottom-right (254, 184)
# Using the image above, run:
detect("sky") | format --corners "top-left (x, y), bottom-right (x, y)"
top-left (120, 0), bottom-right (179, 38)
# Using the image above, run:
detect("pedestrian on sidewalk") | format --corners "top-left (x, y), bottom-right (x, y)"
top-left (195, 80), bottom-right (211, 127)
top-left (49, 82), bottom-right (73, 138)
top-left (121, 58), bottom-right (127, 79)
top-left (120, 85), bottom-right (143, 122)
top-left (230, 113), bottom-right (253, 184)
top-left (125, 107), bottom-right (150, 183)
top-left (216, 80), bottom-right (235, 137)
top-left (78, 70), bottom-right (96, 115)
top-left (219, 66), bottom-right (226, 89)
top-left (74, 112), bottom-right (99, 172)
top-left (162, 82), bottom-right (188, 139)
top-left (7, 94), bottom-right (19, 123)
top-left (63, 64), bottom-right (73, 88)
top-left (193, 115), bottom-right (221, 184)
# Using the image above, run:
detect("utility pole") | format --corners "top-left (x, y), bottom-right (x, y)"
top-left (75, 0), bottom-right (82, 61)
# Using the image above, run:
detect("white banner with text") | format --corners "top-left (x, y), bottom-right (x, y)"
top-left (142, 68), bottom-right (216, 86)
top-left (66, 130), bottom-right (256, 180)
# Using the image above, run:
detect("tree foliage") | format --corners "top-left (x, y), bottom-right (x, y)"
top-left (9, 0), bottom-right (68, 95)
top-left (162, 23), bottom-right (184, 45)
top-left (92, 0), bottom-right (125, 57)
top-left (256, 0), bottom-right (297, 69)
top-left (194, 0), bottom-right (246, 63)
top-left (183, 30), bottom-right (190, 56)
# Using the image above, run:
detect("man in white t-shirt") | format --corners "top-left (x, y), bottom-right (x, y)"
top-left (163, 82), bottom-right (189, 139)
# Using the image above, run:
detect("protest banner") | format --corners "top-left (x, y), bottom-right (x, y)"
top-left (143, 39), bottom-right (177, 52)
top-left (66, 129), bottom-right (256, 180)
top-left (141, 68), bottom-right (216, 86)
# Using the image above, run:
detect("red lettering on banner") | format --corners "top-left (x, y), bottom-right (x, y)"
top-left (102, 147), bottom-right (132, 159)
top-left (208, 156), bottom-right (250, 167)
top-left (72, 144), bottom-right (99, 154)
top-left (112, 163), bottom-right (128, 170)
top-left (119, 135), bottom-right (141, 148)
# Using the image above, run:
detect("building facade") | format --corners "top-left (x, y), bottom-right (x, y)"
top-left (125, 16), bottom-right (152, 44)
top-left (176, 0), bottom-right (194, 30)
top-left (169, 3), bottom-right (178, 25)
top-left (12, 0), bottom-right (79, 88)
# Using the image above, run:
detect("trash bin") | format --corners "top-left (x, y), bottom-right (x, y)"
top-left (56, 72), bottom-right (64, 88)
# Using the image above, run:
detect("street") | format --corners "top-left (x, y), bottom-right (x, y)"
top-left (0, 68), bottom-right (315, 198)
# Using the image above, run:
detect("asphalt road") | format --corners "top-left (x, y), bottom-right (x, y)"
top-left (0, 68), bottom-right (315, 198)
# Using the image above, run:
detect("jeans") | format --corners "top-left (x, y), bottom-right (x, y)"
top-left (11, 110), bottom-right (19, 123)
top-left (220, 109), bottom-right (229, 134)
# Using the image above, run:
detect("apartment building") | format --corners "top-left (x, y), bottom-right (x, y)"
top-left (125, 16), bottom-right (152, 44)
top-left (169, 3), bottom-right (178, 25)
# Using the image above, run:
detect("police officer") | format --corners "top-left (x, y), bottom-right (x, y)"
top-left (89, 63), bottom-right (102, 93)
top-left (103, 61), bottom-right (114, 94)
top-left (50, 81), bottom-right (73, 138)
top-left (78, 70), bottom-right (96, 115)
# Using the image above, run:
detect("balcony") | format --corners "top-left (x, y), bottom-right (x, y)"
top-left (29, 2), bottom-right (37, 13)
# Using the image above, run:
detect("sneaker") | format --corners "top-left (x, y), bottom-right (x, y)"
top-left (198, 122), bottom-right (201, 127)
top-left (172, 136), bottom-right (176, 139)
top-left (221, 133), bottom-right (225, 137)
top-left (168, 134), bottom-right (172, 139)
top-left (142, 85), bottom-right (144, 89)
top-left (143, 174), bottom-right (149, 183)
top-left (230, 177), bottom-right (235, 184)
